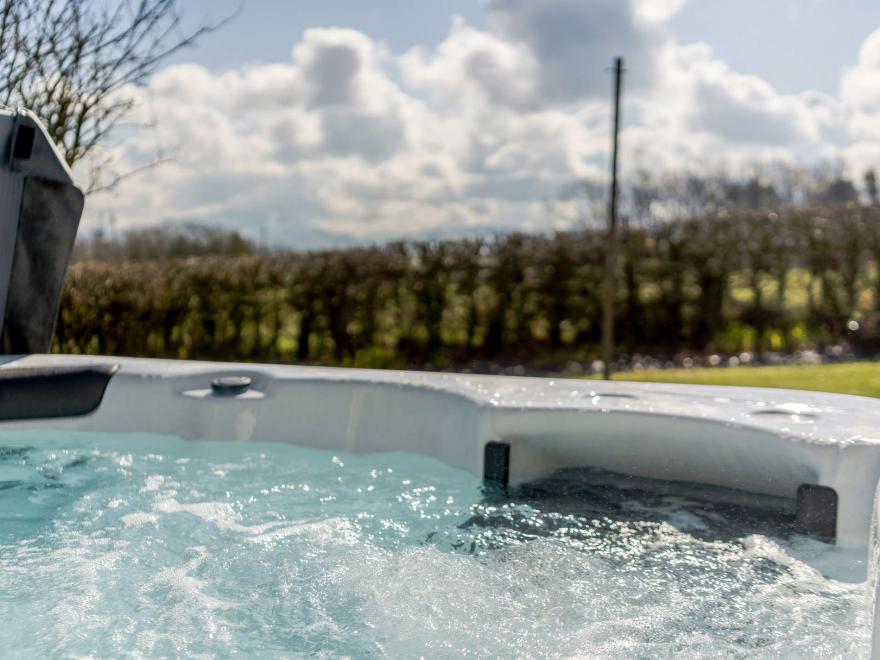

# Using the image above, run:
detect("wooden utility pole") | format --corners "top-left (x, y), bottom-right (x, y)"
top-left (602, 57), bottom-right (624, 380)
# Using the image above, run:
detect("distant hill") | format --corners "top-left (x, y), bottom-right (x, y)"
top-left (72, 224), bottom-right (258, 262)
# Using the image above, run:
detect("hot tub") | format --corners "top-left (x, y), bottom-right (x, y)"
top-left (2, 354), bottom-right (880, 657)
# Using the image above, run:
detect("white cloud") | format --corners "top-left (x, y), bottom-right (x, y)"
top-left (79, 1), bottom-right (880, 246)
top-left (400, 18), bottom-right (540, 111)
top-left (634, 0), bottom-right (688, 23)
top-left (659, 43), bottom-right (821, 145)
top-left (483, 0), bottom-right (666, 100)
top-left (843, 29), bottom-right (880, 109)
top-left (840, 28), bottom-right (880, 171)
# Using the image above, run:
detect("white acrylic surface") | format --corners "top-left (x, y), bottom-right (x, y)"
top-left (4, 353), bottom-right (880, 656)
top-left (3, 354), bottom-right (880, 546)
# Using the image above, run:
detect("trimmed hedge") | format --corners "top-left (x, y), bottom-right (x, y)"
top-left (54, 204), bottom-right (880, 368)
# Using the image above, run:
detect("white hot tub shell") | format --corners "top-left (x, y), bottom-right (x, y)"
top-left (2, 354), bottom-right (880, 545)
top-left (3, 353), bottom-right (880, 654)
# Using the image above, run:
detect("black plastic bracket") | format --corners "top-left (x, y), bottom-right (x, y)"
top-left (13, 125), bottom-right (35, 160)
top-left (0, 364), bottom-right (118, 420)
top-left (483, 441), bottom-right (510, 489)
top-left (794, 483), bottom-right (837, 542)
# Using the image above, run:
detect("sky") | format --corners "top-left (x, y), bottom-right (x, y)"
top-left (80, 0), bottom-right (880, 247)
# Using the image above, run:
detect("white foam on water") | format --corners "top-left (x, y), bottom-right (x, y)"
top-left (0, 429), bottom-right (871, 658)
top-left (139, 474), bottom-right (168, 493)
top-left (120, 512), bottom-right (159, 527)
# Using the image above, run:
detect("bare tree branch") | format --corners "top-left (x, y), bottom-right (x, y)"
top-left (0, 0), bottom-right (236, 191)
top-left (86, 153), bottom-right (175, 195)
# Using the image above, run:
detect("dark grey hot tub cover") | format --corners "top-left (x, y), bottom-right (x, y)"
top-left (0, 109), bottom-right (84, 354)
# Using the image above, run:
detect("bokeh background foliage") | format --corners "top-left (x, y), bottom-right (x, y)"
top-left (54, 204), bottom-right (880, 371)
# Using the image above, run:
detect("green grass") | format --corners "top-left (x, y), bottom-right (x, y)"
top-left (606, 361), bottom-right (880, 399)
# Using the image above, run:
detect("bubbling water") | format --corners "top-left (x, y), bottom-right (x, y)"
top-left (0, 430), bottom-right (869, 658)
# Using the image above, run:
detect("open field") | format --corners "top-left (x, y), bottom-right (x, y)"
top-left (607, 361), bottom-right (880, 398)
